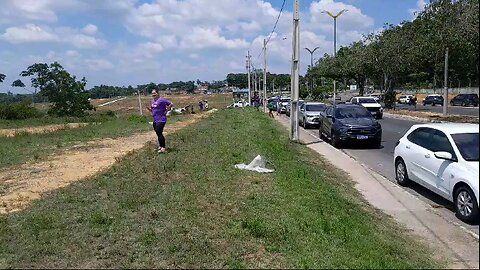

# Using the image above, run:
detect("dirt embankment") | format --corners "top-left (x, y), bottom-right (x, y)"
top-left (0, 112), bottom-right (214, 214)
top-left (0, 123), bottom-right (92, 137)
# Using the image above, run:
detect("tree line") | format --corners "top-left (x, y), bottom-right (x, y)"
top-left (308, 0), bottom-right (479, 104)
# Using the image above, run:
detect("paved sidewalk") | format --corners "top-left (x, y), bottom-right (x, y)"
top-left (275, 115), bottom-right (479, 269)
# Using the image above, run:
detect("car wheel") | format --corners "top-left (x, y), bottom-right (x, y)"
top-left (454, 186), bottom-right (479, 223)
top-left (395, 159), bottom-right (410, 187)
top-left (318, 122), bottom-right (324, 139)
top-left (330, 130), bottom-right (341, 148)
top-left (461, 102), bottom-right (466, 107)
top-left (450, 101), bottom-right (454, 106)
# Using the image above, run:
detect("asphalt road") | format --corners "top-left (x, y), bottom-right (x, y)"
top-left (393, 103), bottom-right (479, 116)
top-left (286, 114), bottom-right (480, 238)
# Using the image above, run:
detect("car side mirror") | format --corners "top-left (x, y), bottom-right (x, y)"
top-left (434, 151), bottom-right (456, 162)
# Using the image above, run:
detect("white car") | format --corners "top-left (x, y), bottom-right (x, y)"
top-left (394, 123), bottom-right (479, 222)
top-left (398, 95), bottom-right (414, 104)
top-left (349, 97), bottom-right (383, 119)
top-left (227, 101), bottom-right (249, 108)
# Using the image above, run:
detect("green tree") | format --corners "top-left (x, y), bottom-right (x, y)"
top-left (20, 62), bottom-right (94, 116)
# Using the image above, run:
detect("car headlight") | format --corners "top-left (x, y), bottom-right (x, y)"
top-left (379, 107), bottom-right (383, 112)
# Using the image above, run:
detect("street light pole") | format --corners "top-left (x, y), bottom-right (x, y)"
top-left (246, 51), bottom-right (252, 106)
top-left (322, 9), bottom-right (347, 106)
top-left (290, 0), bottom-right (300, 142)
top-left (263, 39), bottom-right (268, 112)
top-left (305, 46), bottom-right (320, 97)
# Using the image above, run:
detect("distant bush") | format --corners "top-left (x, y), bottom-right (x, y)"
top-left (0, 102), bottom-right (43, 120)
top-left (127, 115), bottom-right (149, 123)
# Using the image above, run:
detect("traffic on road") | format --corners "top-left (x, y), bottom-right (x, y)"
top-left (275, 96), bottom-right (479, 237)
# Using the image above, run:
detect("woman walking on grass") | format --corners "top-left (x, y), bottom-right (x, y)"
top-left (147, 89), bottom-right (173, 153)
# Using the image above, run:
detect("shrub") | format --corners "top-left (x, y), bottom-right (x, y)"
top-left (0, 102), bottom-right (43, 120)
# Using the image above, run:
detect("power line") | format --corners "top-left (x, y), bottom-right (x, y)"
top-left (255, 0), bottom-right (287, 60)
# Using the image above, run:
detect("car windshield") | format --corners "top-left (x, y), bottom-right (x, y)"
top-left (280, 99), bottom-right (290, 103)
top-left (306, 104), bottom-right (326, 111)
top-left (335, 107), bottom-right (372, 119)
top-left (451, 133), bottom-right (479, 161)
top-left (357, 98), bottom-right (377, 104)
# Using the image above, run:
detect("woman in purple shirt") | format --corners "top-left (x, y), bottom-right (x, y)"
top-left (147, 89), bottom-right (173, 153)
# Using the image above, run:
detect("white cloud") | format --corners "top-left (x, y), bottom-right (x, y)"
top-left (2, 24), bottom-right (58, 43)
top-left (0, 0), bottom-right (82, 23)
top-left (82, 24), bottom-right (98, 35)
top-left (1, 24), bottom-right (107, 49)
top-left (85, 59), bottom-right (114, 71)
top-left (409, 0), bottom-right (427, 19)
top-left (180, 27), bottom-right (249, 49)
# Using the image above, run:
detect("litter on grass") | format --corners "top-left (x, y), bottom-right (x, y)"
top-left (235, 155), bottom-right (274, 173)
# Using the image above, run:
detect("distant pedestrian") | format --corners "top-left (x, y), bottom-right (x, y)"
top-left (199, 100), bottom-right (204, 112)
top-left (147, 89), bottom-right (173, 153)
top-left (204, 100), bottom-right (209, 110)
top-left (267, 101), bottom-right (275, 118)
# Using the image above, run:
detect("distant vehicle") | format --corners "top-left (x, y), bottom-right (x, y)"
top-left (394, 123), bottom-right (479, 223)
top-left (278, 97), bottom-right (291, 114)
top-left (423, 95), bottom-right (444, 106)
top-left (398, 95), bottom-right (414, 104)
top-left (368, 94), bottom-right (383, 102)
top-left (319, 104), bottom-right (382, 148)
top-left (285, 100), bottom-right (304, 117)
top-left (227, 101), bottom-right (249, 108)
top-left (349, 97), bottom-right (383, 119)
top-left (450, 94), bottom-right (479, 107)
top-left (298, 102), bottom-right (328, 128)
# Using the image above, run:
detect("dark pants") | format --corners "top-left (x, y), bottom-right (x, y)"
top-left (153, 122), bottom-right (166, 148)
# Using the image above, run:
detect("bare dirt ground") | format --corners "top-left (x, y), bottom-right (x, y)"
top-left (0, 112), bottom-right (214, 214)
top-left (0, 123), bottom-right (91, 137)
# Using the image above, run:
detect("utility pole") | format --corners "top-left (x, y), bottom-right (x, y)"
top-left (305, 47), bottom-right (320, 97)
top-left (323, 9), bottom-right (347, 106)
top-left (246, 51), bottom-right (252, 105)
top-left (290, 0), bottom-right (300, 142)
top-left (137, 89), bottom-right (143, 115)
top-left (263, 39), bottom-right (268, 112)
top-left (443, 47), bottom-right (449, 115)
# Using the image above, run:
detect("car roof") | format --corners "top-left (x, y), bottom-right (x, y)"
top-left (354, 96), bottom-right (376, 99)
top-left (305, 102), bottom-right (326, 105)
top-left (410, 123), bottom-right (479, 134)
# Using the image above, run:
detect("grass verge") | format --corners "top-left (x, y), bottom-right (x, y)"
top-left (0, 113), bottom-right (180, 169)
top-left (0, 108), bottom-right (440, 268)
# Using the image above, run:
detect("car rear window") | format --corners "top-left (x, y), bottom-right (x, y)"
top-left (306, 104), bottom-right (326, 111)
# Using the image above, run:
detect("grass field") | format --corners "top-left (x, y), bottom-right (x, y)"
top-left (0, 113), bottom-right (180, 170)
top-left (0, 108), bottom-right (440, 268)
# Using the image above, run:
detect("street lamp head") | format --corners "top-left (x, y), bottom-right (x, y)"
top-left (322, 9), bottom-right (348, 18)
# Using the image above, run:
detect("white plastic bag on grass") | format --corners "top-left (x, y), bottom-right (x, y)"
top-left (235, 155), bottom-right (274, 173)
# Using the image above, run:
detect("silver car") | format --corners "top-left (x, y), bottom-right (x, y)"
top-left (298, 102), bottom-right (328, 128)
top-left (286, 100), bottom-right (304, 117)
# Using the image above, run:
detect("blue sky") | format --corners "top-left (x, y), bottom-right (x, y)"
top-left (0, 0), bottom-right (426, 93)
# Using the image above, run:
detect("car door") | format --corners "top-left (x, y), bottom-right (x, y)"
top-left (321, 107), bottom-right (331, 136)
top-left (298, 103), bottom-right (305, 124)
top-left (324, 107), bottom-right (335, 137)
top-left (405, 128), bottom-right (435, 186)
top-left (419, 129), bottom-right (457, 198)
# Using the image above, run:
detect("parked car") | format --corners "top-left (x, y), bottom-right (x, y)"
top-left (423, 94), bottom-right (444, 106)
top-left (298, 102), bottom-right (328, 128)
top-left (450, 94), bottom-right (479, 107)
top-left (369, 94), bottom-right (384, 102)
top-left (319, 104), bottom-right (382, 148)
top-left (349, 97), bottom-right (384, 119)
top-left (278, 97), bottom-right (291, 114)
top-left (398, 95), bottom-right (414, 104)
top-left (227, 101), bottom-right (249, 108)
top-left (285, 100), bottom-right (304, 117)
top-left (394, 123), bottom-right (479, 223)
